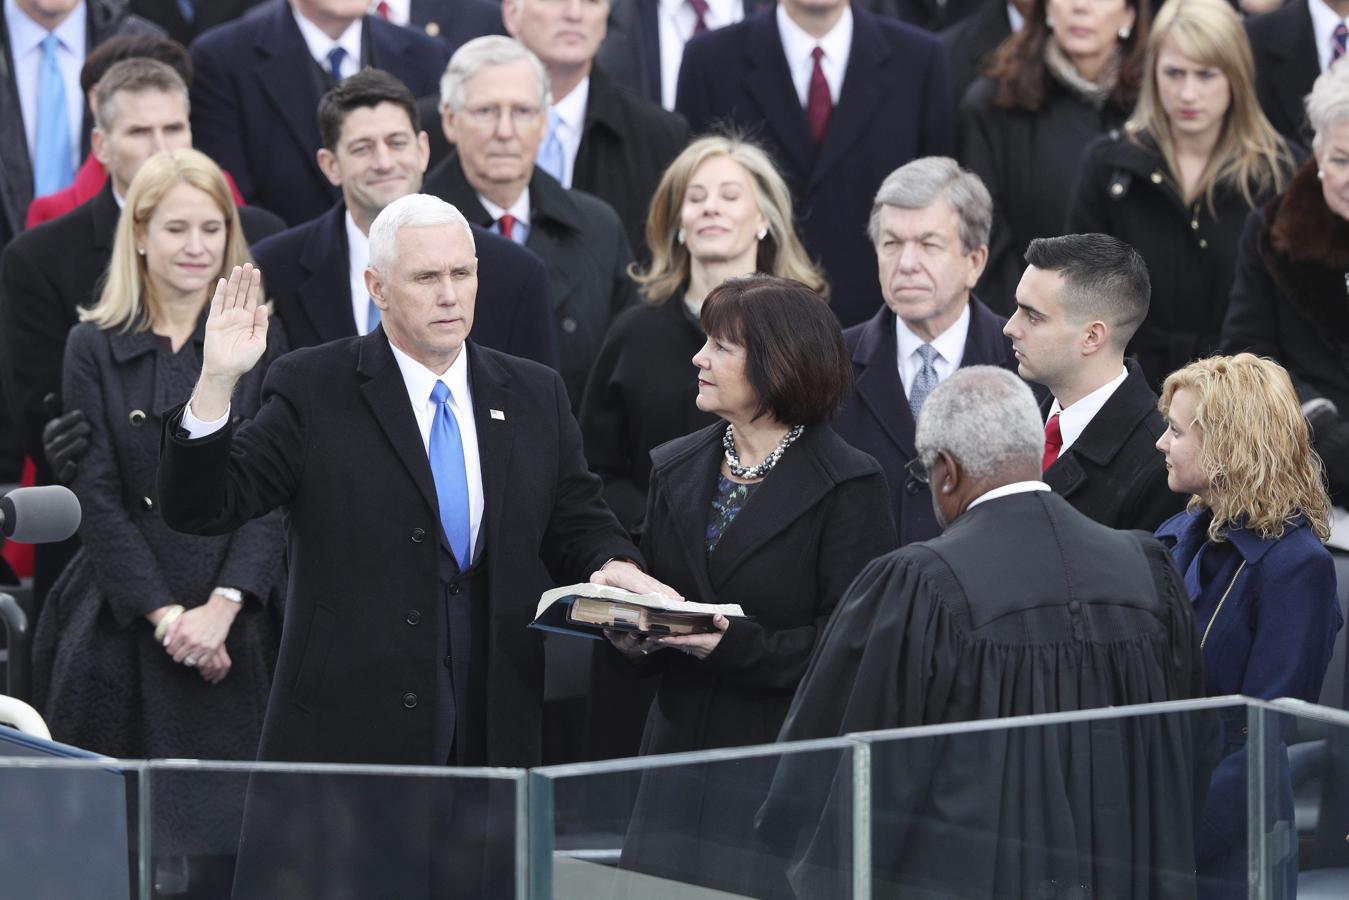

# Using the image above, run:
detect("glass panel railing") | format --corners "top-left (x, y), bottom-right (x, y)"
top-left (142, 760), bottom-right (526, 900)
top-left (530, 737), bottom-right (861, 899)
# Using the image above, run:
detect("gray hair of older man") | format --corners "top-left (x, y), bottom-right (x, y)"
top-left (866, 157), bottom-right (993, 253)
top-left (439, 35), bottom-right (551, 113)
top-left (368, 194), bottom-right (475, 274)
top-left (1308, 58), bottom-right (1349, 153)
top-left (914, 366), bottom-right (1043, 480)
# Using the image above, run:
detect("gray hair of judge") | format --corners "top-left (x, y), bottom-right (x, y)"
top-left (866, 157), bottom-right (993, 254)
top-left (367, 194), bottom-right (475, 274)
top-left (439, 36), bottom-right (552, 113)
top-left (1307, 58), bottom-right (1349, 152)
top-left (914, 367), bottom-right (1044, 480)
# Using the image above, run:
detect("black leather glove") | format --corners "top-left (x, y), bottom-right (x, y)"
top-left (41, 393), bottom-right (91, 485)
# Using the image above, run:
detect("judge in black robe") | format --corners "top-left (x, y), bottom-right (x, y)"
top-left (765, 366), bottom-right (1208, 899)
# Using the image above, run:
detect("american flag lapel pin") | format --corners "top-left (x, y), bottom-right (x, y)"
top-left (490, 409), bottom-right (506, 421)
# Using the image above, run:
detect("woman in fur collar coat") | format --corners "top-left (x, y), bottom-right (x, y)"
top-left (1222, 60), bottom-right (1349, 499)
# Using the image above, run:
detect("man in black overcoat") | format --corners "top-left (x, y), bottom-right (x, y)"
top-left (1245, 0), bottom-right (1336, 145)
top-left (1003, 233), bottom-right (1184, 532)
top-left (157, 194), bottom-right (672, 896)
top-left (834, 157), bottom-right (1018, 546)
top-left (770, 366), bottom-right (1206, 899)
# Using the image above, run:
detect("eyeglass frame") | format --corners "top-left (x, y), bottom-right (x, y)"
top-left (457, 103), bottom-right (545, 128)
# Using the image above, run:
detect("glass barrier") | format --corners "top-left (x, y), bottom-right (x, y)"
top-left (530, 737), bottom-right (862, 899)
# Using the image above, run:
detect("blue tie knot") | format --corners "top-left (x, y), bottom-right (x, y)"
top-left (327, 46), bottom-right (347, 81)
top-left (41, 33), bottom-right (60, 54)
top-left (430, 381), bottom-right (450, 406)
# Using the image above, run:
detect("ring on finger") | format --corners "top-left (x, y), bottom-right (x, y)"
top-left (184, 656), bottom-right (198, 668)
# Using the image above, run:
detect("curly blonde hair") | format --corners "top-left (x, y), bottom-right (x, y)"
top-left (1159, 354), bottom-right (1331, 543)
top-left (631, 133), bottom-right (827, 304)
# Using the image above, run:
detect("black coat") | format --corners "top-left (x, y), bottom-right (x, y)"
top-left (407, 0), bottom-right (505, 48)
top-left (833, 298), bottom-right (1018, 545)
top-left (1042, 360), bottom-right (1185, 533)
top-left (1246, 0), bottom-right (1319, 145)
top-left (675, 5), bottom-right (954, 327)
top-left (1221, 161), bottom-right (1349, 496)
top-left (618, 422), bottom-right (897, 898)
top-left (0, 185), bottom-right (284, 605)
top-left (939, 0), bottom-right (1011, 112)
top-left (250, 201), bottom-right (559, 368)
top-left (573, 66), bottom-right (690, 256)
top-left (958, 75), bottom-right (1127, 315)
top-left (128, 0), bottom-right (265, 44)
top-left (0, 0), bottom-right (161, 248)
top-left (578, 297), bottom-right (717, 531)
top-left (424, 157), bottom-right (638, 411)
top-left (188, 0), bottom-right (448, 225)
top-left (32, 319), bottom-right (284, 856)
top-left (1067, 130), bottom-right (1293, 389)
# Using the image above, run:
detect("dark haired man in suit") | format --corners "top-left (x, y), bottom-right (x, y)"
top-left (251, 68), bottom-right (558, 366)
top-left (675, 0), bottom-right (954, 326)
top-left (1247, 0), bottom-right (1349, 144)
top-left (187, 0), bottom-right (448, 225)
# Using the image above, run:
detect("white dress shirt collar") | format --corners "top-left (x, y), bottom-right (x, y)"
top-left (1045, 366), bottom-right (1128, 456)
top-left (478, 187), bottom-right (532, 242)
top-left (386, 339), bottom-right (485, 560)
top-left (6, 0), bottom-right (85, 56)
top-left (1006, 1), bottom-right (1025, 32)
top-left (292, 4), bottom-right (363, 78)
top-left (656, 0), bottom-right (744, 109)
top-left (894, 303), bottom-right (970, 399)
top-left (345, 210), bottom-right (375, 334)
top-left (548, 75), bottom-right (589, 189)
top-left (1309, 0), bottom-right (1348, 72)
top-left (775, 3), bottom-right (852, 106)
top-left (967, 480), bottom-right (1052, 511)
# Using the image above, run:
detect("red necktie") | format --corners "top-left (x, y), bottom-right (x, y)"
top-left (375, 1), bottom-right (391, 20)
top-left (688, 0), bottom-right (709, 33)
top-left (1042, 413), bottom-right (1062, 472)
top-left (497, 213), bottom-right (515, 241)
top-left (806, 47), bottom-right (831, 145)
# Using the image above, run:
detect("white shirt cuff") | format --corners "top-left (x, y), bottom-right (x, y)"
top-left (182, 402), bottom-right (230, 439)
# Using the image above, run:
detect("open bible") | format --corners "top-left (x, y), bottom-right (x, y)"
top-left (531, 583), bottom-right (745, 640)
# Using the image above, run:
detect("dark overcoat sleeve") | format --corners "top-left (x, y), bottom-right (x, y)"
top-left (577, 314), bottom-right (647, 530)
top-left (0, 236), bottom-right (70, 463)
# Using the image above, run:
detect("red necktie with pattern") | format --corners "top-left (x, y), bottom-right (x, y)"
top-left (806, 47), bottom-right (831, 144)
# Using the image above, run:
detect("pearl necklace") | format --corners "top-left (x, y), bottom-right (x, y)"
top-left (723, 424), bottom-right (804, 479)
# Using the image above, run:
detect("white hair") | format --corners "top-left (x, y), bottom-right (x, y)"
top-left (439, 35), bottom-right (551, 112)
top-left (1308, 58), bottom-right (1349, 152)
top-left (868, 156), bottom-right (993, 253)
top-left (914, 367), bottom-right (1043, 479)
top-left (367, 194), bottom-right (474, 273)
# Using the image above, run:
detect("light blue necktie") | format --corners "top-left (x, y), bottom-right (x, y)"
top-left (908, 344), bottom-right (939, 420)
top-left (326, 46), bottom-right (347, 83)
top-left (34, 33), bottom-right (74, 196)
top-left (176, 0), bottom-right (195, 22)
top-left (536, 109), bottom-right (565, 183)
top-left (429, 381), bottom-right (471, 567)
top-left (366, 296), bottom-right (381, 334)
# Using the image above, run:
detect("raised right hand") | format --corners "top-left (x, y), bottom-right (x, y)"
top-left (202, 264), bottom-right (268, 382)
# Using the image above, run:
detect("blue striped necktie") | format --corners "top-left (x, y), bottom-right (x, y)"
top-left (428, 381), bottom-right (471, 567)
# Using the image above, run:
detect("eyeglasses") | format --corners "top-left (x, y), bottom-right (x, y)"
top-left (904, 456), bottom-right (930, 485)
top-left (459, 104), bottom-right (544, 127)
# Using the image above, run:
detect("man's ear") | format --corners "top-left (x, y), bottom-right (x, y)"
top-left (365, 267), bottom-right (387, 310)
top-left (936, 449), bottom-right (960, 494)
top-left (91, 128), bottom-right (108, 166)
top-left (316, 147), bottom-right (342, 188)
top-left (1080, 320), bottom-right (1111, 357)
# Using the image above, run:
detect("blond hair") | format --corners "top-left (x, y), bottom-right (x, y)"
top-left (83, 148), bottom-right (250, 332)
top-left (631, 134), bottom-right (827, 304)
top-left (1159, 354), bottom-right (1331, 543)
top-left (1127, 0), bottom-right (1291, 209)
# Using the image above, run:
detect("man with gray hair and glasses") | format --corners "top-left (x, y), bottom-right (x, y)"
top-left (835, 156), bottom-right (1018, 544)
top-left (774, 365), bottom-right (1204, 898)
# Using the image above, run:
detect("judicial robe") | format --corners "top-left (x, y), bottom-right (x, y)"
top-left (765, 490), bottom-right (1209, 899)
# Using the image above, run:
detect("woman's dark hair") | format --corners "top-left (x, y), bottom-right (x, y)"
top-left (699, 275), bottom-right (851, 426)
top-left (984, 0), bottom-right (1150, 112)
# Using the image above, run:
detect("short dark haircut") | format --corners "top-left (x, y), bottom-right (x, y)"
top-left (1023, 234), bottom-right (1151, 345)
top-left (81, 35), bottom-right (192, 95)
top-left (700, 276), bottom-right (852, 426)
top-left (318, 68), bottom-right (419, 151)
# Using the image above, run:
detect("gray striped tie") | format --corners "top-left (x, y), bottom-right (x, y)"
top-left (908, 344), bottom-right (939, 419)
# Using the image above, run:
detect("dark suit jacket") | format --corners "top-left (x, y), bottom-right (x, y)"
top-left (250, 201), bottom-right (559, 367)
top-left (408, 0), bottom-right (505, 47)
top-left (833, 298), bottom-right (1016, 545)
top-left (188, 0), bottom-right (448, 225)
top-left (1246, 0), bottom-right (1320, 145)
top-left (1042, 360), bottom-right (1185, 533)
top-left (0, 0), bottom-right (160, 247)
top-left (939, 0), bottom-right (1010, 110)
top-left (158, 335), bottom-right (638, 767)
top-left (675, 4), bottom-right (954, 327)
top-left (128, 0), bottom-right (264, 45)
top-left (424, 156), bottom-right (638, 410)
top-left (573, 66), bottom-right (689, 256)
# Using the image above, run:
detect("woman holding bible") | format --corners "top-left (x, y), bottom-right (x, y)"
top-left (609, 276), bottom-right (897, 897)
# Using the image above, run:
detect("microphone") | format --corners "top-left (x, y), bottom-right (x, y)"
top-left (0, 485), bottom-right (82, 544)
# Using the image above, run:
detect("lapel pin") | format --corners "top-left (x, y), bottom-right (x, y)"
top-left (490, 409), bottom-right (506, 421)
